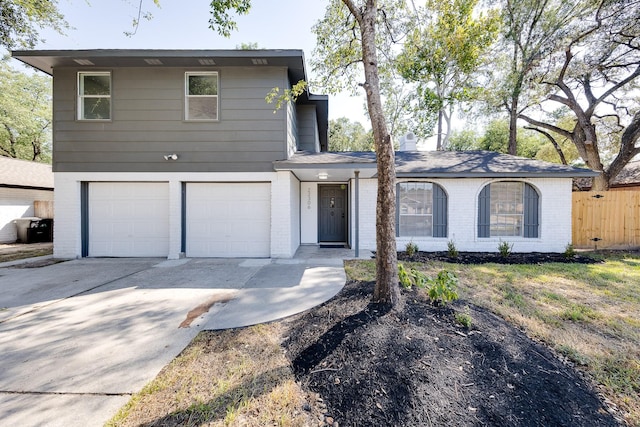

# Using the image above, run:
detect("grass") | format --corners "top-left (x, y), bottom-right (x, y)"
top-left (106, 323), bottom-right (318, 427)
top-left (346, 252), bottom-right (640, 425)
top-left (108, 251), bottom-right (640, 426)
top-left (0, 246), bottom-right (53, 263)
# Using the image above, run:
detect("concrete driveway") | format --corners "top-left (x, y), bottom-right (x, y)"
top-left (0, 255), bottom-right (348, 427)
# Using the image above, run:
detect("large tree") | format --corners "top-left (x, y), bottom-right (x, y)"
top-left (495, 0), bottom-right (592, 155)
top-left (329, 117), bottom-right (374, 151)
top-left (397, 0), bottom-right (499, 150)
top-left (518, 0), bottom-right (640, 190)
top-left (0, 59), bottom-right (52, 162)
top-left (210, 0), bottom-right (402, 307)
top-left (0, 0), bottom-right (67, 49)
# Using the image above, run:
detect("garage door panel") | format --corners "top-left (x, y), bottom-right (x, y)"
top-left (89, 182), bottom-right (169, 257)
top-left (186, 183), bottom-right (271, 257)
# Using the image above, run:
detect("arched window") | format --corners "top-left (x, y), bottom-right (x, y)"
top-left (478, 181), bottom-right (539, 238)
top-left (396, 182), bottom-right (447, 238)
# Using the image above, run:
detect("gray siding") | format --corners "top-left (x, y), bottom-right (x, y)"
top-left (297, 105), bottom-right (320, 152)
top-left (52, 66), bottom-right (290, 172)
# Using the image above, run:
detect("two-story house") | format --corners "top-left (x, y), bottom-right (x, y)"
top-left (12, 49), bottom-right (597, 259)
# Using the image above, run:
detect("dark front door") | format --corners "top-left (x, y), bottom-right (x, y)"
top-left (319, 185), bottom-right (347, 242)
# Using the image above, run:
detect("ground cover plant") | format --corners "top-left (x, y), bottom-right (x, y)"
top-left (108, 251), bottom-right (639, 426)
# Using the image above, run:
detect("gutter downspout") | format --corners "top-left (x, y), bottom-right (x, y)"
top-left (354, 170), bottom-right (360, 258)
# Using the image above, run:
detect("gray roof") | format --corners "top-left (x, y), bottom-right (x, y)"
top-left (612, 160), bottom-right (640, 186)
top-left (275, 150), bottom-right (598, 178)
top-left (0, 157), bottom-right (54, 189)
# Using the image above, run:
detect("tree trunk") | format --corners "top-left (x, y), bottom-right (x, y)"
top-left (508, 95), bottom-right (518, 155)
top-left (356, 1), bottom-right (400, 308)
top-left (436, 108), bottom-right (443, 151)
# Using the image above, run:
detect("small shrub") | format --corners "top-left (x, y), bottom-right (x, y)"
top-left (405, 241), bottom-right (419, 258)
top-left (455, 307), bottom-right (472, 328)
top-left (498, 240), bottom-right (513, 258)
top-left (410, 268), bottom-right (429, 289)
top-left (427, 270), bottom-right (459, 306)
top-left (398, 264), bottom-right (429, 289)
top-left (564, 243), bottom-right (576, 258)
top-left (447, 240), bottom-right (459, 258)
top-left (398, 263), bottom-right (412, 289)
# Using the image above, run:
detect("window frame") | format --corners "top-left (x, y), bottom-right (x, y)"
top-left (77, 71), bottom-right (112, 121)
top-left (478, 181), bottom-right (539, 239)
top-left (184, 71), bottom-right (219, 121)
top-left (396, 181), bottom-right (448, 238)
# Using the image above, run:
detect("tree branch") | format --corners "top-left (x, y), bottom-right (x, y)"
top-left (524, 126), bottom-right (568, 164)
top-left (518, 113), bottom-right (573, 140)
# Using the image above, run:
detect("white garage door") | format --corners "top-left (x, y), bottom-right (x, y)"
top-left (89, 182), bottom-right (170, 257)
top-left (186, 183), bottom-right (271, 257)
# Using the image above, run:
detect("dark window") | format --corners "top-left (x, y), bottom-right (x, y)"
top-left (78, 72), bottom-right (111, 120)
top-left (397, 182), bottom-right (447, 238)
top-left (478, 182), bottom-right (539, 238)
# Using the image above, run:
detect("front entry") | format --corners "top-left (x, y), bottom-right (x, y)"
top-left (318, 184), bottom-right (347, 242)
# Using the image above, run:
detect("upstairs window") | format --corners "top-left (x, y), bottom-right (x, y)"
top-left (78, 72), bottom-right (111, 120)
top-left (478, 181), bottom-right (539, 238)
top-left (397, 182), bottom-right (448, 238)
top-left (185, 72), bottom-right (218, 120)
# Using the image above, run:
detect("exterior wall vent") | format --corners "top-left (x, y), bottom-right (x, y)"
top-left (399, 132), bottom-right (417, 151)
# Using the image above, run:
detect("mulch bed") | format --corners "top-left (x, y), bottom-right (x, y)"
top-left (282, 252), bottom-right (621, 426)
top-left (397, 251), bottom-right (599, 265)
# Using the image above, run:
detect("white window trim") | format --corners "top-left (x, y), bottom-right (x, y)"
top-left (77, 71), bottom-right (111, 121)
top-left (185, 71), bottom-right (219, 121)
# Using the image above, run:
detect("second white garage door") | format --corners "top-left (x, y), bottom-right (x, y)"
top-left (186, 183), bottom-right (271, 257)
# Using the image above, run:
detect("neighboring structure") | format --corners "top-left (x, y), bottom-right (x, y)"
top-left (575, 159), bottom-right (640, 191)
top-left (12, 49), bottom-right (597, 258)
top-left (0, 157), bottom-right (54, 243)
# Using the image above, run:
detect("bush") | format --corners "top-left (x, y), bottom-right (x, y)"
top-left (398, 266), bottom-right (459, 307)
top-left (455, 307), bottom-right (472, 328)
top-left (564, 243), bottom-right (576, 258)
top-left (398, 263), bottom-right (412, 289)
top-left (427, 270), bottom-right (459, 306)
top-left (447, 240), bottom-right (459, 258)
top-left (498, 240), bottom-right (513, 258)
top-left (405, 241), bottom-right (419, 258)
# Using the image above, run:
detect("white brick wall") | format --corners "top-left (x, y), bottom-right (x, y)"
top-left (0, 187), bottom-right (54, 243)
top-left (270, 171), bottom-right (300, 258)
top-left (355, 177), bottom-right (573, 253)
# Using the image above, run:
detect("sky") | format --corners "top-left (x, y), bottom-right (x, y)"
top-left (9, 0), bottom-right (370, 126)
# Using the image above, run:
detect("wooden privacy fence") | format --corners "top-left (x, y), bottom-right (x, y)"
top-left (34, 200), bottom-right (54, 219)
top-left (572, 191), bottom-right (640, 249)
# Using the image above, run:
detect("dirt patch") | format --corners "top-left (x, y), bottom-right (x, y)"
top-left (282, 279), bottom-right (621, 426)
top-left (179, 294), bottom-right (235, 328)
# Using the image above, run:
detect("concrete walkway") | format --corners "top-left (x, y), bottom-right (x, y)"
top-left (0, 246), bottom-right (372, 427)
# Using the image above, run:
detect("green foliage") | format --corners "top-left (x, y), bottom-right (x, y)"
top-left (498, 240), bottom-right (513, 258)
top-left (0, 59), bottom-right (52, 162)
top-left (564, 243), bottom-right (576, 259)
top-left (265, 80), bottom-right (307, 112)
top-left (396, 0), bottom-right (499, 146)
top-left (455, 307), bottom-right (472, 328)
top-left (398, 263), bottom-right (412, 289)
top-left (561, 304), bottom-right (599, 322)
top-left (209, 0), bottom-right (251, 38)
top-left (447, 240), bottom-right (459, 258)
top-left (405, 241), bottom-right (419, 258)
top-left (329, 117), bottom-right (374, 151)
top-left (447, 129), bottom-right (479, 151)
top-left (0, 0), bottom-right (68, 49)
top-left (427, 270), bottom-right (459, 306)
